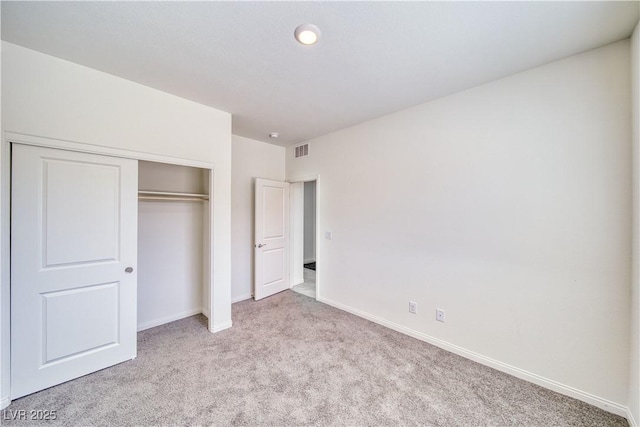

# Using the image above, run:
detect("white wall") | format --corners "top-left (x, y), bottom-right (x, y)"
top-left (1, 42), bottom-right (232, 406)
top-left (290, 182), bottom-right (305, 286)
top-left (231, 135), bottom-right (285, 302)
top-left (138, 201), bottom-right (204, 329)
top-left (0, 40), bottom-right (6, 410)
top-left (138, 161), bottom-right (207, 194)
top-left (630, 20), bottom-right (640, 427)
top-left (304, 181), bottom-right (316, 263)
top-left (287, 41), bottom-right (632, 412)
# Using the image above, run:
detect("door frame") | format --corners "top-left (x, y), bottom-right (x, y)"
top-left (287, 174), bottom-right (320, 301)
top-left (0, 132), bottom-right (217, 408)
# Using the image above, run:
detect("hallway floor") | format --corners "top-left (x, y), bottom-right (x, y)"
top-left (292, 268), bottom-right (315, 298)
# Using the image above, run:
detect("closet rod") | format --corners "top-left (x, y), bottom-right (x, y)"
top-left (138, 190), bottom-right (209, 198)
top-left (138, 191), bottom-right (209, 202)
top-left (138, 196), bottom-right (207, 202)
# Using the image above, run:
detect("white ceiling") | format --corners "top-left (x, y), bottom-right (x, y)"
top-left (2, 1), bottom-right (638, 146)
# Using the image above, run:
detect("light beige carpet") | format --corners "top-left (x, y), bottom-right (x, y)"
top-left (3, 290), bottom-right (627, 426)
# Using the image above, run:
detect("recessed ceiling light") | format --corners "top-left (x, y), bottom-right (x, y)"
top-left (294, 24), bottom-right (321, 46)
top-left (269, 132), bottom-right (279, 139)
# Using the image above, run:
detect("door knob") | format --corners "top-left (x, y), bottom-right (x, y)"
top-left (256, 243), bottom-right (266, 248)
top-left (125, 267), bottom-right (134, 273)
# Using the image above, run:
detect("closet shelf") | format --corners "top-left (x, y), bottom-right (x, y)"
top-left (138, 190), bottom-right (209, 202)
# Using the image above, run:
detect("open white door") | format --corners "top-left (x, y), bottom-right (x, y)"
top-left (11, 144), bottom-right (138, 398)
top-left (254, 178), bottom-right (290, 300)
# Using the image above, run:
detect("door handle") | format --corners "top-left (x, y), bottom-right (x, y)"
top-left (256, 243), bottom-right (266, 248)
top-left (125, 267), bottom-right (134, 273)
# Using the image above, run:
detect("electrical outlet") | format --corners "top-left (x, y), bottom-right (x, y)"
top-left (409, 301), bottom-right (417, 314)
top-left (324, 231), bottom-right (332, 240)
top-left (436, 309), bottom-right (445, 322)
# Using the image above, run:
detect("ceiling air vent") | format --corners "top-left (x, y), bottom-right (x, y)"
top-left (294, 143), bottom-right (310, 159)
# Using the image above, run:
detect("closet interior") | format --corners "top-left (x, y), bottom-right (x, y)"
top-left (137, 160), bottom-right (210, 331)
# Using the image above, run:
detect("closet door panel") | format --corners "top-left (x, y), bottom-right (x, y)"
top-left (43, 159), bottom-right (120, 266)
top-left (11, 144), bottom-right (138, 399)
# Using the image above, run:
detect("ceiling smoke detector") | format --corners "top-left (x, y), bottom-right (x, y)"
top-left (269, 132), bottom-right (279, 139)
top-left (294, 24), bottom-right (321, 45)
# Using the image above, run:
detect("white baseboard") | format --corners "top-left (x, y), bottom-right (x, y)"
top-left (202, 307), bottom-right (210, 318)
top-left (628, 408), bottom-right (638, 427)
top-left (137, 308), bottom-right (202, 332)
top-left (318, 296), bottom-right (630, 419)
top-left (1, 395), bottom-right (10, 410)
top-left (304, 258), bottom-right (316, 264)
top-left (210, 320), bottom-right (232, 333)
top-left (232, 293), bottom-right (252, 303)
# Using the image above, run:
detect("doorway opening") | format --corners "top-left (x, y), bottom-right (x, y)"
top-left (292, 180), bottom-right (316, 299)
top-left (137, 160), bottom-right (211, 331)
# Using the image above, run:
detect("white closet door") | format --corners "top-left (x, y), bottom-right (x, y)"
top-left (11, 144), bottom-right (138, 399)
top-left (254, 178), bottom-right (290, 300)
